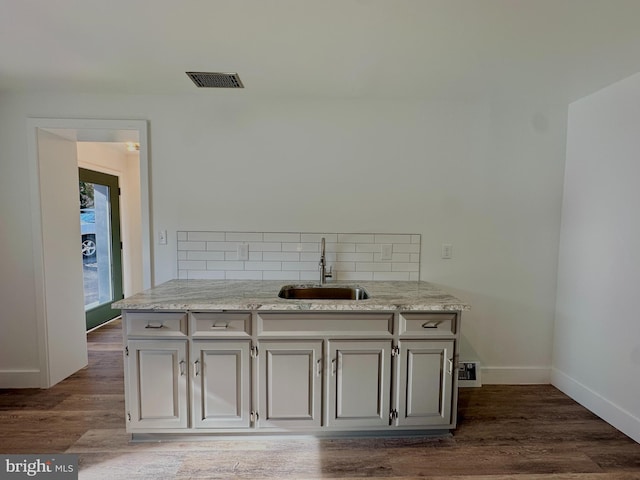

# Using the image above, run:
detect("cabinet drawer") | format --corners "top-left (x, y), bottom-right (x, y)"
top-left (191, 312), bottom-right (251, 337)
top-left (258, 313), bottom-right (393, 337)
top-left (125, 312), bottom-right (187, 337)
top-left (399, 313), bottom-right (456, 337)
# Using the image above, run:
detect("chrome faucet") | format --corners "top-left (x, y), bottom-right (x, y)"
top-left (319, 237), bottom-right (333, 284)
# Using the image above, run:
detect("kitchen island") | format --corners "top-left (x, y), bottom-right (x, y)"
top-left (113, 280), bottom-right (469, 438)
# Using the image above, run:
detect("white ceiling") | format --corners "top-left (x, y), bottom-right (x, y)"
top-left (2, 0), bottom-right (640, 101)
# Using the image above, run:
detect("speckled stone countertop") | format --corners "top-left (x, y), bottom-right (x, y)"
top-left (113, 280), bottom-right (469, 312)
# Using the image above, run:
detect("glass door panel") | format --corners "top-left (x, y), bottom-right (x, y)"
top-left (79, 168), bottom-right (123, 330)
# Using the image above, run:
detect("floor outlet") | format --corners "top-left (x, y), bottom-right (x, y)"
top-left (458, 361), bottom-right (481, 387)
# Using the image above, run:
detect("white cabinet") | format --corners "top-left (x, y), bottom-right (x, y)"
top-left (122, 309), bottom-right (461, 436)
top-left (126, 339), bottom-right (188, 429)
top-left (191, 340), bottom-right (251, 429)
top-left (327, 340), bottom-right (392, 428)
top-left (396, 340), bottom-right (455, 426)
top-left (258, 340), bottom-right (323, 428)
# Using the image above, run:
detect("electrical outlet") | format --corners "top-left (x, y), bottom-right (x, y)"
top-left (159, 230), bottom-right (168, 245)
top-left (441, 243), bottom-right (452, 259)
top-left (237, 243), bottom-right (249, 260)
top-left (381, 244), bottom-right (393, 261)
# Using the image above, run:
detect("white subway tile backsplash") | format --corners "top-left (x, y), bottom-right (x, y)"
top-left (188, 231), bottom-right (225, 242)
top-left (392, 263), bottom-right (420, 272)
top-left (225, 271), bottom-right (263, 280)
top-left (188, 251), bottom-right (225, 261)
top-left (338, 233), bottom-right (374, 244)
top-left (301, 252), bottom-right (336, 262)
top-left (177, 231), bottom-right (420, 281)
top-left (263, 252), bottom-right (300, 261)
top-left (188, 270), bottom-right (225, 280)
top-left (178, 241), bottom-right (205, 251)
top-left (264, 232), bottom-right (301, 242)
top-left (226, 232), bottom-right (263, 242)
top-left (282, 242), bottom-right (319, 253)
top-left (244, 261), bottom-right (282, 271)
top-left (300, 271), bottom-right (321, 281)
top-left (206, 242), bottom-right (239, 251)
top-left (393, 244), bottom-right (420, 253)
top-left (263, 271), bottom-right (300, 281)
top-left (248, 242), bottom-right (282, 252)
top-left (334, 262), bottom-right (356, 272)
top-left (356, 243), bottom-right (380, 253)
top-left (336, 271), bottom-right (374, 281)
top-left (356, 262), bottom-right (392, 272)
top-left (178, 260), bottom-right (207, 270)
top-left (301, 233), bottom-right (337, 243)
top-left (336, 252), bottom-right (374, 262)
top-left (375, 234), bottom-right (411, 244)
top-left (282, 261), bottom-right (319, 271)
top-left (206, 260), bottom-right (245, 271)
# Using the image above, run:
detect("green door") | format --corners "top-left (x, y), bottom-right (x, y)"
top-left (79, 168), bottom-right (123, 330)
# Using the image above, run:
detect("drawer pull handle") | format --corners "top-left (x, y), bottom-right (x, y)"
top-left (145, 322), bottom-right (165, 329)
top-left (422, 321), bottom-right (442, 329)
top-left (210, 323), bottom-right (229, 330)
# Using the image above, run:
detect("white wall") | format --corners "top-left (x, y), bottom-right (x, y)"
top-left (553, 73), bottom-right (640, 442)
top-left (0, 91), bottom-right (567, 386)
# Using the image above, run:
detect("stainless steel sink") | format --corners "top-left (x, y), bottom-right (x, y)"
top-left (278, 285), bottom-right (370, 300)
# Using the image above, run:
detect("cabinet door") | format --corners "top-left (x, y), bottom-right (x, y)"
top-left (191, 340), bottom-right (251, 428)
top-left (126, 339), bottom-right (188, 429)
top-left (397, 340), bottom-right (454, 426)
top-left (327, 340), bottom-right (392, 428)
top-left (258, 340), bottom-right (323, 428)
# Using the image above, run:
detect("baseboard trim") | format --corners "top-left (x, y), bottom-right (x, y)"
top-left (481, 366), bottom-right (550, 384)
top-left (0, 369), bottom-right (42, 388)
top-left (551, 368), bottom-right (640, 444)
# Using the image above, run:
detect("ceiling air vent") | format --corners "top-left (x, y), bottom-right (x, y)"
top-left (186, 72), bottom-right (244, 88)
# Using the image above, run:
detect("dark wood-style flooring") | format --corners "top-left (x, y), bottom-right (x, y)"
top-left (1, 319), bottom-right (639, 479)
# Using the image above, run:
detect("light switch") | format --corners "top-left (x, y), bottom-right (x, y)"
top-left (441, 243), bottom-right (452, 259)
top-left (159, 230), bottom-right (168, 245)
top-left (381, 244), bottom-right (393, 261)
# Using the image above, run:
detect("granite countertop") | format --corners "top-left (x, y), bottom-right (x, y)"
top-left (112, 280), bottom-right (469, 312)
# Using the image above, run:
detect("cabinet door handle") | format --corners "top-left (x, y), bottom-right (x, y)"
top-left (331, 359), bottom-right (336, 376)
top-left (422, 321), bottom-right (442, 329)
top-left (194, 359), bottom-right (200, 376)
top-left (316, 359), bottom-right (322, 377)
top-left (447, 358), bottom-right (453, 375)
top-left (145, 322), bottom-right (165, 329)
top-left (179, 360), bottom-right (186, 376)
top-left (210, 323), bottom-right (229, 329)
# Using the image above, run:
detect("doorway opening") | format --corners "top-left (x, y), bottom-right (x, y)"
top-left (79, 168), bottom-right (123, 330)
top-left (28, 118), bottom-right (150, 387)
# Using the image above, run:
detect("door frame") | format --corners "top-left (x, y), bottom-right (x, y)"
top-left (27, 118), bottom-right (151, 387)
